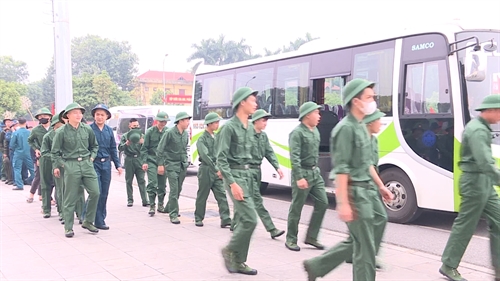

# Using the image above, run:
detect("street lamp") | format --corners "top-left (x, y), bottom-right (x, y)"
top-left (162, 54), bottom-right (169, 105)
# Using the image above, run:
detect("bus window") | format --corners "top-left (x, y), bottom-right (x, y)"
top-left (198, 73), bottom-right (234, 119)
top-left (235, 66), bottom-right (274, 113)
top-left (275, 62), bottom-right (309, 118)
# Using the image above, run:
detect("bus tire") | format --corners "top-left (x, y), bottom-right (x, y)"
top-left (260, 182), bottom-right (269, 194)
top-left (379, 167), bottom-right (421, 224)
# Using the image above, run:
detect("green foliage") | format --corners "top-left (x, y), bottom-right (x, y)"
top-left (150, 89), bottom-right (172, 105)
top-left (0, 80), bottom-right (25, 116)
top-left (0, 56), bottom-right (29, 83)
top-left (25, 63), bottom-right (56, 114)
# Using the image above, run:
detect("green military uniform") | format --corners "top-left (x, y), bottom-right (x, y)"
top-left (119, 129), bottom-right (148, 206)
top-left (157, 112), bottom-right (191, 224)
top-left (194, 112), bottom-right (231, 227)
top-left (219, 87), bottom-right (259, 275)
top-left (230, 109), bottom-right (284, 238)
top-left (28, 107), bottom-right (53, 197)
top-left (440, 95), bottom-right (500, 281)
top-left (142, 112), bottom-right (169, 215)
top-left (303, 79), bottom-right (385, 281)
top-left (286, 102), bottom-right (328, 251)
top-left (51, 103), bottom-right (100, 237)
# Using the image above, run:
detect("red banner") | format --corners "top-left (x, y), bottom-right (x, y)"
top-left (162, 96), bottom-right (192, 104)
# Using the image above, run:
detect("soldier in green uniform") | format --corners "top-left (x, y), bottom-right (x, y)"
top-left (230, 109), bottom-right (285, 238)
top-left (40, 112), bottom-right (65, 218)
top-left (285, 101), bottom-right (328, 252)
top-left (219, 87), bottom-right (258, 275)
top-left (27, 107), bottom-right (52, 202)
top-left (51, 103), bottom-right (101, 238)
top-left (118, 118), bottom-right (148, 207)
top-left (141, 112), bottom-right (169, 216)
top-left (194, 112), bottom-right (231, 227)
top-left (303, 79), bottom-right (394, 281)
top-left (157, 112), bottom-right (191, 224)
top-left (439, 95), bottom-right (500, 281)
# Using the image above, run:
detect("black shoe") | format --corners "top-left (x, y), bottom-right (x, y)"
top-left (43, 213), bottom-right (51, 218)
top-left (220, 221), bottom-right (231, 228)
top-left (127, 202), bottom-right (133, 207)
top-left (142, 203), bottom-right (150, 207)
top-left (95, 224), bottom-right (110, 230)
top-left (65, 230), bottom-right (74, 238)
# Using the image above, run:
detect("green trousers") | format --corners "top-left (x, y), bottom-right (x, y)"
top-left (225, 168), bottom-right (257, 263)
top-left (194, 164), bottom-right (230, 223)
top-left (125, 156), bottom-right (148, 205)
top-left (305, 184), bottom-right (387, 281)
top-left (286, 168), bottom-right (328, 244)
top-left (442, 172), bottom-right (500, 270)
top-left (40, 157), bottom-right (54, 214)
top-left (165, 165), bottom-right (187, 219)
top-left (231, 168), bottom-right (276, 232)
top-left (54, 168), bottom-right (84, 219)
top-left (146, 160), bottom-right (167, 207)
top-left (62, 160), bottom-right (100, 231)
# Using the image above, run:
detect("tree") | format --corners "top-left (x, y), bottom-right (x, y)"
top-left (264, 32), bottom-right (319, 56)
top-left (0, 56), bottom-right (29, 83)
top-left (150, 89), bottom-right (174, 105)
top-left (71, 35), bottom-right (139, 90)
top-left (0, 80), bottom-right (25, 116)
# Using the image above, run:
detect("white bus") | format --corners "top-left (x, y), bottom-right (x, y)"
top-left (189, 23), bottom-right (500, 224)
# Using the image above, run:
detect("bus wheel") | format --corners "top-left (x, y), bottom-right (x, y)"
top-left (260, 182), bottom-right (269, 194)
top-left (379, 168), bottom-right (421, 224)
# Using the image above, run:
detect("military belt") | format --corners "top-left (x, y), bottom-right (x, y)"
top-left (65, 157), bottom-right (87, 162)
top-left (230, 164), bottom-right (260, 170)
top-left (98, 157), bottom-right (109, 162)
top-left (125, 154), bottom-right (139, 158)
top-left (301, 165), bottom-right (317, 170)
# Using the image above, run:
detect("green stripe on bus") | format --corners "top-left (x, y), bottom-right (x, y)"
top-left (377, 122), bottom-right (400, 158)
top-left (270, 140), bottom-right (290, 152)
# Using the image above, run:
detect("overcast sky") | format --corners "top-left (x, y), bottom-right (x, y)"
top-left (1, 0), bottom-right (499, 82)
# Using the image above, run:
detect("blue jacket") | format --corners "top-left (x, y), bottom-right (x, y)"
top-left (90, 122), bottom-right (121, 168)
top-left (9, 127), bottom-right (32, 156)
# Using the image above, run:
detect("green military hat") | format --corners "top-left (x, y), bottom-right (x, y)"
top-left (128, 128), bottom-right (142, 143)
top-left (251, 109), bottom-right (272, 123)
top-left (363, 109), bottom-right (386, 124)
top-left (342, 78), bottom-right (375, 106)
top-left (50, 111), bottom-right (64, 127)
top-left (475, 94), bottom-right (500, 111)
top-left (204, 112), bottom-right (222, 125)
top-left (155, 111), bottom-right (170, 121)
top-left (174, 111), bottom-right (192, 124)
top-left (231, 87), bottom-right (258, 110)
top-left (62, 103), bottom-right (85, 119)
top-left (58, 110), bottom-right (66, 124)
top-left (298, 101), bottom-right (321, 121)
top-left (34, 107), bottom-right (53, 119)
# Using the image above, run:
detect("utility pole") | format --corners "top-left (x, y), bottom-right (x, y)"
top-left (52, 0), bottom-right (73, 112)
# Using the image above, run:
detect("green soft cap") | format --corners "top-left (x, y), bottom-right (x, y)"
top-left (475, 94), bottom-right (500, 111)
top-left (204, 112), bottom-right (222, 125)
top-left (62, 103), bottom-right (85, 119)
top-left (155, 111), bottom-right (170, 121)
top-left (251, 109), bottom-right (272, 123)
top-left (298, 101), bottom-right (321, 121)
top-left (128, 128), bottom-right (142, 143)
top-left (50, 112), bottom-right (64, 127)
top-left (363, 109), bottom-right (386, 124)
top-left (174, 111), bottom-right (192, 123)
top-left (35, 107), bottom-right (53, 119)
top-left (231, 87), bottom-right (258, 110)
top-left (342, 78), bottom-right (376, 106)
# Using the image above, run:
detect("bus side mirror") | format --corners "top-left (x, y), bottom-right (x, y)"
top-left (464, 48), bottom-right (486, 82)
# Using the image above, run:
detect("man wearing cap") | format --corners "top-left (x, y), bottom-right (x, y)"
top-left (157, 111), bottom-right (191, 224)
top-left (40, 112), bottom-right (64, 218)
top-left (141, 111), bottom-right (169, 216)
top-left (3, 120), bottom-right (15, 185)
top-left (9, 118), bottom-right (35, 191)
top-left (27, 108), bottom-right (53, 202)
top-left (285, 101), bottom-right (328, 252)
top-left (51, 102), bottom-right (101, 238)
top-left (81, 104), bottom-right (122, 230)
top-left (439, 94), bottom-right (500, 281)
top-left (118, 118), bottom-right (148, 207)
top-left (0, 118), bottom-right (12, 183)
top-left (218, 87), bottom-right (258, 275)
top-left (303, 79), bottom-right (393, 281)
top-left (230, 109), bottom-right (285, 238)
top-left (194, 112), bottom-right (231, 227)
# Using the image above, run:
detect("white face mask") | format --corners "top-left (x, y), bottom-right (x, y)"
top-left (361, 101), bottom-right (377, 115)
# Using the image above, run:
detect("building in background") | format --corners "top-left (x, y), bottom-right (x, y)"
top-left (135, 71), bottom-right (193, 105)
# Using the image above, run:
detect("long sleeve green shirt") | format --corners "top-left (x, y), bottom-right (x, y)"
top-left (251, 130), bottom-right (279, 170)
top-left (289, 123), bottom-right (320, 182)
top-left (197, 130), bottom-right (219, 173)
top-left (216, 117), bottom-right (254, 185)
top-left (141, 126), bottom-right (166, 164)
top-left (40, 129), bottom-right (55, 159)
top-left (28, 124), bottom-right (50, 152)
top-left (371, 136), bottom-right (379, 173)
top-left (51, 123), bottom-right (99, 169)
top-left (330, 114), bottom-right (372, 182)
top-left (156, 125), bottom-right (188, 169)
top-left (459, 117), bottom-right (500, 184)
top-left (118, 131), bottom-right (143, 157)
